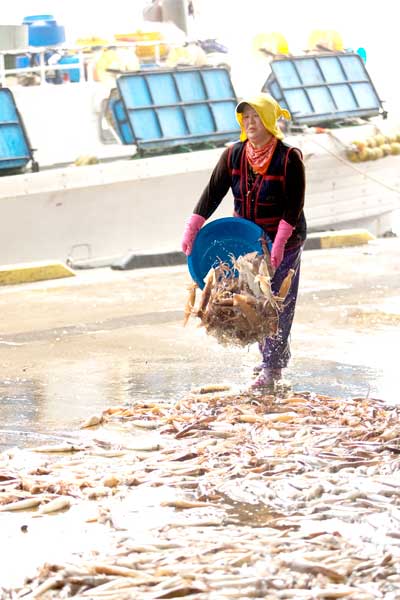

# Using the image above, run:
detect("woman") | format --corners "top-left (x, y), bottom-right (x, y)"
top-left (181, 93), bottom-right (306, 389)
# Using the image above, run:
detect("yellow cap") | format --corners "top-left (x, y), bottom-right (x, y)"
top-left (236, 93), bottom-right (291, 141)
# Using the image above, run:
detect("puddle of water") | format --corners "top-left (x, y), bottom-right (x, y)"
top-left (1, 312), bottom-right (398, 455)
top-left (290, 360), bottom-right (395, 402)
top-left (1, 350), bottom-right (396, 452)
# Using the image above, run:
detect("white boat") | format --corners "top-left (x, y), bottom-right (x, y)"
top-left (0, 36), bottom-right (399, 268)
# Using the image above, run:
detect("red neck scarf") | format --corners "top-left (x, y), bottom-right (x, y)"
top-left (245, 137), bottom-right (278, 175)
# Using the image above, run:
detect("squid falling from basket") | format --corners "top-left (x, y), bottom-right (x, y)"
top-left (184, 241), bottom-right (295, 347)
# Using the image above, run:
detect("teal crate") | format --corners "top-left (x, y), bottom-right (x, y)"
top-left (111, 66), bottom-right (240, 152)
top-left (263, 52), bottom-right (384, 126)
top-left (0, 88), bottom-right (36, 174)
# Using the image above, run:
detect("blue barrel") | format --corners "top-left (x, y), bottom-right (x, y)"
top-left (23, 15), bottom-right (65, 47)
top-left (23, 14), bottom-right (55, 24)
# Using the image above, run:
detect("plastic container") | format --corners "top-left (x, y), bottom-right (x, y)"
top-left (0, 88), bottom-right (33, 173)
top-left (23, 15), bottom-right (65, 47)
top-left (15, 54), bottom-right (30, 69)
top-left (23, 15), bottom-right (55, 24)
top-left (115, 67), bottom-right (240, 150)
top-left (188, 217), bottom-right (272, 289)
top-left (58, 55), bottom-right (80, 82)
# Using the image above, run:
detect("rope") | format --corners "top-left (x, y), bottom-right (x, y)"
top-left (306, 132), bottom-right (400, 196)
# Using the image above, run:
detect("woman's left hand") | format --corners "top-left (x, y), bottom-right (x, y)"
top-left (271, 241), bottom-right (285, 269)
top-left (271, 219), bottom-right (294, 269)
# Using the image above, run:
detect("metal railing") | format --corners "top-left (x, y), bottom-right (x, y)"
top-left (0, 40), bottom-right (176, 87)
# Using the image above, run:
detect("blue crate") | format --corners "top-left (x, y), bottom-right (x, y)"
top-left (263, 52), bottom-right (383, 126)
top-left (0, 89), bottom-right (34, 173)
top-left (110, 66), bottom-right (240, 151)
top-left (58, 55), bottom-right (81, 83)
top-left (108, 94), bottom-right (134, 144)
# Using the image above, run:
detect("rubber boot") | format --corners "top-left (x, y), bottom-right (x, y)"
top-left (253, 364), bottom-right (262, 376)
top-left (250, 367), bottom-right (282, 390)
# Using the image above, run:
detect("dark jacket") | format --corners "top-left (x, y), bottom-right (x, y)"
top-left (229, 140), bottom-right (307, 246)
top-left (193, 139), bottom-right (307, 247)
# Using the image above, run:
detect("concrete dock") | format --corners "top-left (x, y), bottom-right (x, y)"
top-left (1, 236), bottom-right (399, 451)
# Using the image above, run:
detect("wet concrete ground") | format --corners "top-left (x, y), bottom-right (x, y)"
top-left (0, 237), bottom-right (399, 451)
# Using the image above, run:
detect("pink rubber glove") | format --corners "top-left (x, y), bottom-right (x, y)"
top-left (271, 219), bottom-right (294, 269)
top-left (181, 214), bottom-right (206, 256)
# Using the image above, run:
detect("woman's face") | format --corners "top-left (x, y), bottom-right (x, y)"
top-left (242, 105), bottom-right (273, 147)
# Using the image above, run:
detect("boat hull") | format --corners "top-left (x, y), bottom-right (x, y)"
top-left (289, 129), bottom-right (400, 237)
top-left (0, 133), bottom-right (399, 266)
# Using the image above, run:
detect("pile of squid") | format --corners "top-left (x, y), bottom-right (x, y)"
top-left (184, 246), bottom-right (295, 347)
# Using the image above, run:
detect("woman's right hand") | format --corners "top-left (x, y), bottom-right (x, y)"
top-left (181, 214), bottom-right (206, 256)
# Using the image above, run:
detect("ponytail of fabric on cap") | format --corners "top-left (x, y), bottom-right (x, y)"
top-left (279, 107), bottom-right (291, 121)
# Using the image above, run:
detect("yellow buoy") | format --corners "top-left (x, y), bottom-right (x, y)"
top-left (166, 44), bottom-right (207, 67)
top-left (390, 142), bottom-right (400, 155)
top-left (381, 143), bottom-right (392, 156)
top-left (93, 48), bottom-right (140, 82)
top-left (308, 30), bottom-right (344, 52)
top-left (252, 32), bottom-right (289, 56)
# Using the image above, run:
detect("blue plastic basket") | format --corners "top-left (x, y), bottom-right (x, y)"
top-left (0, 88), bottom-right (33, 173)
top-left (188, 217), bottom-right (272, 289)
top-left (114, 66), bottom-right (240, 150)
